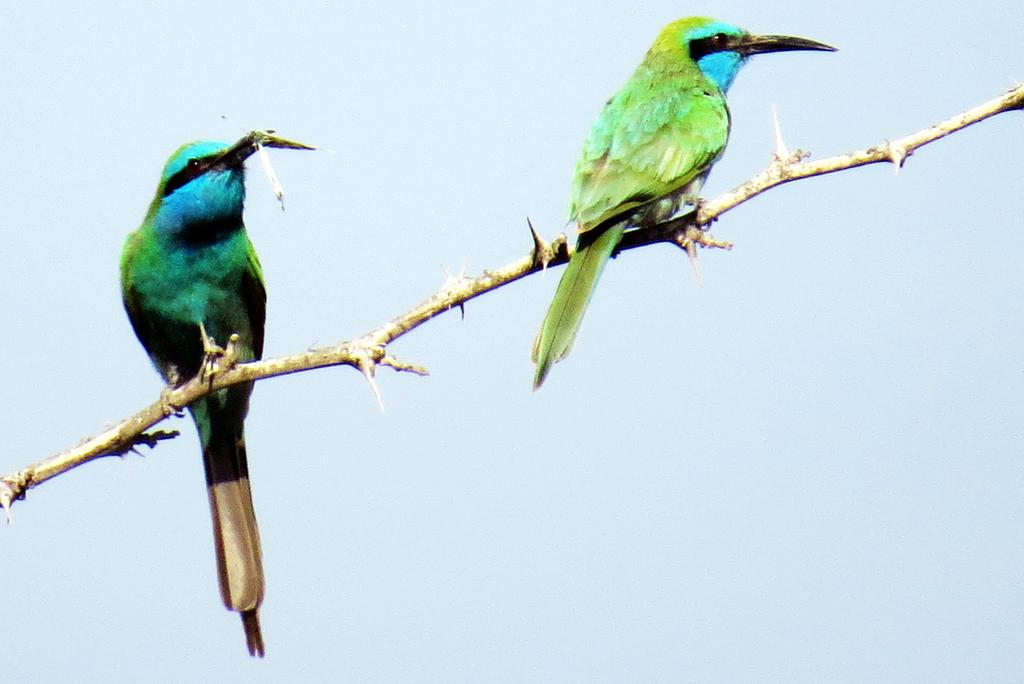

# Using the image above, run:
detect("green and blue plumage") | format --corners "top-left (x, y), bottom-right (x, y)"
top-left (532, 17), bottom-right (834, 388)
top-left (121, 137), bottom-right (289, 656)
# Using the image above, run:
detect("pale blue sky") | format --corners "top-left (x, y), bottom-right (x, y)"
top-left (2, 2), bottom-right (1022, 682)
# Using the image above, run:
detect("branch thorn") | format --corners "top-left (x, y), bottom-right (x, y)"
top-left (440, 261), bottom-right (470, 291)
top-left (159, 386), bottom-right (183, 417)
top-left (685, 240), bottom-right (703, 284)
top-left (886, 140), bottom-right (909, 174)
top-left (771, 105), bottom-right (790, 160)
top-left (354, 350), bottom-right (385, 411)
top-left (0, 472), bottom-right (29, 523)
top-left (528, 218), bottom-right (551, 270)
top-left (1, 481), bottom-right (14, 523)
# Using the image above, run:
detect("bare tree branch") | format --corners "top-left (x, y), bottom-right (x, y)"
top-left (2, 84), bottom-right (1021, 517)
top-left (697, 83), bottom-right (1024, 221)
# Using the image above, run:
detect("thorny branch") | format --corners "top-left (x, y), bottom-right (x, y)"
top-left (2, 84), bottom-right (1021, 517)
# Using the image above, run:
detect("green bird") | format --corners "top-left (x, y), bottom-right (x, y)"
top-left (532, 17), bottom-right (835, 388)
top-left (120, 132), bottom-right (311, 656)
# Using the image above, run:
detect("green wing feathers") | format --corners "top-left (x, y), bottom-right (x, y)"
top-left (571, 76), bottom-right (729, 231)
top-left (532, 54), bottom-right (730, 388)
top-left (532, 223), bottom-right (626, 389)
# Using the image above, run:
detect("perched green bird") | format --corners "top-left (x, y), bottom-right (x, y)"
top-left (532, 17), bottom-right (835, 388)
top-left (121, 132), bottom-right (312, 656)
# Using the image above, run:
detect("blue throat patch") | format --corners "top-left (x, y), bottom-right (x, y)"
top-left (684, 21), bottom-right (746, 93)
top-left (696, 51), bottom-right (744, 93)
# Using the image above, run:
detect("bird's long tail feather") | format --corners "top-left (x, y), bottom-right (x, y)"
top-left (532, 223), bottom-right (625, 389)
top-left (203, 418), bottom-right (265, 657)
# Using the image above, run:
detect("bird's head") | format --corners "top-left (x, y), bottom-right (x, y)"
top-left (152, 139), bottom-right (250, 229)
top-left (658, 17), bottom-right (835, 93)
top-left (147, 132), bottom-right (314, 232)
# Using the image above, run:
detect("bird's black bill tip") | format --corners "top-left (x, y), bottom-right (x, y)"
top-left (214, 130), bottom-right (316, 168)
top-left (253, 130), bottom-right (317, 152)
top-left (738, 33), bottom-right (837, 56)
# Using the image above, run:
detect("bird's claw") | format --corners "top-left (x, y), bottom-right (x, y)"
top-left (198, 323), bottom-right (224, 384)
top-left (677, 224), bottom-right (733, 253)
top-left (198, 324), bottom-right (239, 385)
top-left (692, 230), bottom-right (733, 251)
top-left (223, 333), bottom-right (241, 366)
top-left (677, 225), bottom-right (733, 284)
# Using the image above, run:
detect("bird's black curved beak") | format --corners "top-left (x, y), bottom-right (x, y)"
top-left (162, 131), bottom-right (315, 198)
top-left (736, 33), bottom-right (837, 57)
top-left (213, 130), bottom-right (316, 169)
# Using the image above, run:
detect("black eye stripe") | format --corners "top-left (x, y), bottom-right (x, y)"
top-left (163, 157), bottom-right (212, 196)
top-left (689, 33), bottom-right (732, 61)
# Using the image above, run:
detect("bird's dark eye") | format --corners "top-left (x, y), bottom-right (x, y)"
top-left (689, 33), bottom-right (733, 61)
top-left (163, 157), bottom-right (207, 196)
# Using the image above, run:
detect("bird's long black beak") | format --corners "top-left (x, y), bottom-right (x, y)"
top-left (162, 131), bottom-right (315, 198)
top-left (213, 130), bottom-right (316, 169)
top-left (736, 33), bottom-right (836, 57)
